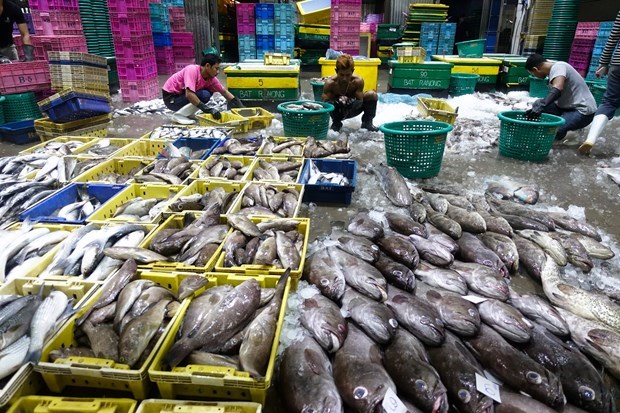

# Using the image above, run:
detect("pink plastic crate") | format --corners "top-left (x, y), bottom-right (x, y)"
top-left (0, 61), bottom-right (51, 94)
top-left (237, 21), bottom-right (256, 35)
top-left (113, 36), bottom-right (156, 61)
top-left (120, 76), bottom-right (159, 102)
top-left (108, 0), bottom-right (149, 14)
top-left (31, 10), bottom-right (83, 35)
top-left (360, 22), bottom-right (378, 33)
top-left (575, 22), bottom-right (600, 39)
top-left (171, 32), bottom-right (193, 46)
top-left (110, 15), bottom-right (153, 38)
top-left (171, 20), bottom-right (186, 31)
top-left (331, 4), bottom-right (362, 22)
top-left (365, 13), bottom-right (383, 23)
top-left (174, 59), bottom-right (195, 72)
top-left (155, 46), bottom-right (174, 61)
top-left (157, 62), bottom-right (176, 75)
top-left (169, 6), bottom-right (185, 19)
top-left (173, 48), bottom-right (195, 60)
top-left (29, 35), bottom-right (87, 60)
top-left (117, 57), bottom-right (158, 80)
top-left (29, 0), bottom-right (80, 12)
top-left (237, 3), bottom-right (255, 20)
top-left (331, 0), bottom-right (362, 4)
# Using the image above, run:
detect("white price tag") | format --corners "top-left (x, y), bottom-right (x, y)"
top-left (382, 387), bottom-right (408, 413)
top-left (476, 373), bottom-right (501, 403)
top-left (462, 295), bottom-right (488, 304)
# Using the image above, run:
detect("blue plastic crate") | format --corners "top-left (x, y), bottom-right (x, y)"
top-left (255, 4), bottom-right (274, 20)
top-left (256, 34), bottom-right (275, 51)
top-left (256, 19), bottom-right (275, 35)
top-left (238, 34), bottom-right (257, 52)
top-left (275, 36), bottom-right (295, 53)
top-left (0, 120), bottom-right (37, 144)
top-left (153, 32), bottom-right (173, 47)
top-left (151, 20), bottom-right (171, 33)
top-left (274, 4), bottom-right (295, 23)
top-left (160, 137), bottom-right (220, 160)
top-left (40, 93), bottom-right (112, 124)
top-left (299, 159), bottom-right (356, 205)
top-left (239, 51), bottom-right (256, 61)
top-left (440, 23), bottom-right (457, 35)
top-left (20, 183), bottom-right (126, 224)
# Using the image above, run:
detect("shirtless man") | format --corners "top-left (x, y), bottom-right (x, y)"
top-left (321, 54), bottom-right (379, 132)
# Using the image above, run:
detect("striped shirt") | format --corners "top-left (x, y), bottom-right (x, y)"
top-left (600, 11), bottom-right (620, 66)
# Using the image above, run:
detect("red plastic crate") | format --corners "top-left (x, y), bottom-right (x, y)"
top-left (113, 36), bottom-right (156, 61)
top-left (108, 0), bottom-right (149, 14)
top-left (0, 61), bottom-right (51, 94)
top-left (120, 76), bottom-right (159, 102)
top-left (171, 32), bottom-right (193, 46)
top-left (117, 57), bottom-right (158, 80)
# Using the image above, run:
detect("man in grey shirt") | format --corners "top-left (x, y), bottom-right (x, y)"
top-left (525, 53), bottom-right (597, 140)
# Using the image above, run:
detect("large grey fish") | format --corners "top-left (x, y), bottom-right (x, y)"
top-left (386, 285), bottom-right (445, 345)
top-left (86, 302), bottom-right (116, 325)
top-left (227, 213), bottom-right (263, 237)
top-left (377, 234), bottom-right (419, 270)
top-left (450, 261), bottom-right (510, 301)
top-left (301, 293), bottom-right (348, 353)
top-left (113, 280), bottom-right (157, 333)
top-left (414, 261), bottom-right (468, 295)
top-left (478, 210), bottom-right (513, 237)
top-left (180, 285), bottom-right (233, 338)
top-left (508, 290), bottom-right (569, 336)
top-left (374, 253), bottom-right (416, 292)
top-left (512, 234), bottom-right (547, 280)
top-left (341, 288), bottom-right (397, 344)
top-left (479, 232), bottom-right (519, 273)
top-left (446, 205), bottom-right (487, 233)
top-left (347, 211), bottom-right (384, 241)
top-left (333, 324), bottom-right (396, 413)
top-left (549, 232), bottom-right (593, 272)
top-left (463, 324), bottom-right (566, 408)
top-left (302, 247), bottom-right (346, 302)
top-left (0, 298), bottom-right (39, 351)
top-left (562, 232), bottom-right (615, 260)
top-left (555, 308), bottom-right (620, 380)
top-left (385, 211), bottom-right (427, 237)
top-left (279, 336), bottom-right (343, 413)
top-left (27, 290), bottom-right (70, 363)
top-left (409, 234), bottom-right (454, 267)
top-left (457, 233), bottom-right (509, 277)
top-left (495, 389), bottom-right (558, 413)
top-left (368, 163), bottom-right (412, 207)
top-left (427, 193), bottom-right (449, 213)
top-left (421, 183), bottom-right (466, 196)
top-left (0, 335), bottom-right (30, 381)
top-left (275, 230), bottom-right (301, 270)
top-left (123, 286), bottom-right (175, 329)
top-left (384, 329), bottom-right (448, 413)
top-left (330, 228), bottom-right (380, 263)
top-left (425, 223), bottom-right (459, 253)
top-left (426, 209), bottom-right (462, 239)
top-left (416, 283), bottom-right (480, 337)
top-left (548, 212), bottom-right (601, 241)
top-left (521, 324), bottom-right (615, 413)
top-left (541, 257), bottom-right (620, 331)
top-left (0, 227), bottom-right (50, 282)
top-left (81, 321), bottom-right (119, 361)
top-left (165, 279), bottom-right (261, 367)
top-left (485, 195), bottom-right (555, 229)
top-left (427, 331), bottom-right (494, 413)
top-left (178, 276), bottom-right (211, 300)
top-left (501, 213), bottom-right (550, 231)
top-left (409, 201), bottom-right (427, 223)
top-left (329, 247), bottom-right (387, 301)
top-left (441, 194), bottom-right (474, 210)
top-left (119, 299), bottom-right (171, 367)
top-left (517, 230), bottom-right (567, 266)
top-left (477, 299), bottom-right (532, 342)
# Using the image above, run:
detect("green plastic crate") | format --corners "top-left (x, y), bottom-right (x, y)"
top-left (228, 88), bottom-right (299, 101)
top-left (0, 96), bottom-right (4, 124)
top-left (449, 73), bottom-right (480, 95)
top-left (498, 111), bottom-right (565, 161)
top-left (456, 39), bottom-right (486, 58)
top-left (278, 100), bottom-right (334, 139)
top-left (529, 75), bottom-right (549, 98)
top-left (377, 24), bottom-right (402, 39)
top-left (2, 92), bottom-right (43, 122)
top-left (387, 61), bottom-right (453, 89)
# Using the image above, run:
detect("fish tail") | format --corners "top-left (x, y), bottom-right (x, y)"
top-left (164, 339), bottom-right (192, 368)
top-left (25, 348), bottom-right (42, 364)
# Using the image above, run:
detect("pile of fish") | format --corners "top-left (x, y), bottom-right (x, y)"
top-left (80, 139), bottom-right (126, 157)
top-left (486, 179), bottom-right (539, 204)
top-left (87, 161), bottom-right (150, 184)
top-left (0, 153), bottom-right (57, 178)
top-left (52, 260), bottom-right (181, 369)
top-left (39, 223), bottom-right (150, 281)
top-left (306, 159), bottom-right (350, 185)
top-left (0, 289), bottom-right (73, 379)
top-left (135, 158), bottom-right (198, 185)
top-left (260, 136), bottom-right (305, 157)
top-left (237, 183), bottom-right (300, 218)
top-left (303, 136), bottom-right (351, 159)
top-left (32, 156), bottom-right (104, 183)
top-left (0, 177), bottom-right (58, 225)
top-left (168, 186), bottom-right (239, 214)
top-left (162, 142), bottom-right (209, 160)
top-left (210, 137), bottom-right (263, 156)
top-left (284, 101), bottom-right (325, 111)
top-left (250, 159), bottom-right (301, 183)
top-left (111, 194), bottom-right (176, 222)
top-left (0, 223), bottom-right (71, 282)
top-left (48, 186), bottom-right (102, 222)
top-left (145, 209), bottom-right (230, 268)
top-left (195, 155), bottom-right (250, 181)
top-left (221, 215), bottom-right (304, 271)
top-left (162, 271), bottom-right (289, 378)
top-left (27, 140), bottom-right (87, 156)
top-left (448, 118), bottom-right (499, 153)
top-left (147, 125), bottom-right (232, 140)
top-left (113, 99), bottom-right (168, 116)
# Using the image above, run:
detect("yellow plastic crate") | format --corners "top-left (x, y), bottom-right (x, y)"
top-left (37, 124), bottom-right (109, 142)
top-left (319, 58), bottom-right (381, 92)
top-left (35, 272), bottom-right (191, 400)
top-left (214, 217), bottom-right (309, 281)
top-left (396, 46), bottom-right (426, 63)
top-left (71, 158), bottom-right (151, 184)
top-left (18, 135), bottom-right (97, 156)
top-left (7, 396), bottom-right (137, 413)
top-left (431, 55), bottom-right (502, 76)
top-left (112, 140), bottom-right (168, 159)
top-left (0, 277), bottom-right (101, 310)
top-left (297, 24), bottom-right (330, 35)
top-left (227, 182), bottom-right (304, 218)
top-left (296, 0), bottom-right (330, 24)
top-left (34, 113), bottom-right (112, 133)
top-left (138, 213), bottom-right (229, 274)
top-left (255, 136), bottom-right (307, 158)
top-left (0, 366), bottom-right (42, 410)
top-left (72, 138), bottom-right (136, 158)
top-left (86, 184), bottom-right (185, 225)
top-left (148, 273), bottom-right (290, 404)
top-left (231, 108), bottom-right (275, 130)
top-left (188, 155), bottom-right (255, 182)
top-left (136, 399), bottom-right (262, 413)
top-left (225, 76), bottom-right (299, 90)
top-left (246, 156), bottom-right (303, 184)
top-left (417, 97), bottom-right (458, 125)
top-left (164, 180), bottom-right (245, 216)
top-left (196, 112), bottom-right (250, 134)
top-left (264, 52), bottom-right (291, 65)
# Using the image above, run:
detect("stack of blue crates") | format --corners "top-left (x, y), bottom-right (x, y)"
top-left (586, 21), bottom-right (615, 79)
top-left (419, 22), bottom-right (441, 60)
top-left (151, 3), bottom-right (172, 47)
top-left (439, 23), bottom-right (456, 55)
top-left (274, 4), bottom-right (295, 56)
top-left (256, 4), bottom-right (275, 59)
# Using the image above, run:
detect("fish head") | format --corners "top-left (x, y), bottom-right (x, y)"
top-left (350, 383), bottom-right (390, 413)
top-left (319, 275), bottom-right (346, 302)
top-left (576, 384), bottom-right (615, 413)
top-left (524, 369), bottom-right (566, 408)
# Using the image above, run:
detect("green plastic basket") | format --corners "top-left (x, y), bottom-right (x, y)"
top-left (380, 120), bottom-right (453, 179)
top-left (456, 38), bottom-right (486, 58)
top-left (498, 111), bottom-right (565, 161)
top-left (528, 75), bottom-right (549, 98)
top-left (310, 81), bottom-right (325, 101)
top-left (277, 100), bottom-right (334, 139)
top-left (449, 73), bottom-right (480, 96)
top-left (2, 92), bottom-right (42, 122)
top-left (0, 96), bottom-right (5, 125)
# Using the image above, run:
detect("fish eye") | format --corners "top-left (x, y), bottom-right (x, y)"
top-left (526, 371), bottom-right (542, 384)
top-left (320, 278), bottom-right (330, 287)
top-left (354, 386), bottom-right (368, 399)
top-left (579, 386), bottom-right (596, 401)
top-left (371, 245), bottom-right (379, 251)
top-left (468, 309), bottom-right (477, 317)
top-left (394, 270), bottom-right (403, 276)
top-left (458, 389), bottom-right (471, 403)
top-left (389, 319), bottom-right (398, 328)
top-left (415, 379), bottom-right (428, 391)
top-left (420, 316), bottom-right (431, 325)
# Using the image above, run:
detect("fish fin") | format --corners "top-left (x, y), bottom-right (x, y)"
top-left (586, 329), bottom-right (615, 353)
top-left (25, 349), bottom-right (42, 365)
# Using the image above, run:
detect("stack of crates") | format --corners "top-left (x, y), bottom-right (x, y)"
top-left (78, 0), bottom-right (115, 57)
top-left (438, 23), bottom-right (456, 55)
top-left (330, 0), bottom-right (361, 55)
top-left (171, 32), bottom-right (195, 70)
top-left (29, 0), bottom-right (83, 36)
top-left (12, 34), bottom-right (87, 61)
top-left (109, 0), bottom-right (158, 102)
top-left (404, 3), bottom-right (448, 44)
top-left (150, 3), bottom-right (175, 74)
top-left (274, 4), bottom-right (295, 56)
top-left (237, 3), bottom-right (256, 62)
top-left (377, 24), bottom-right (402, 63)
top-left (419, 22), bottom-right (440, 59)
top-left (294, 24), bottom-right (329, 65)
top-left (169, 6), bottom-right (186, 31)
top-left (48, 52), bottom-right (109, 94)
top-left (586, 21), bottom-right (614, 79)
top-left (256, 4), bottom-right (275, 59)
top-left (569, 22), bottom-right (600, 78)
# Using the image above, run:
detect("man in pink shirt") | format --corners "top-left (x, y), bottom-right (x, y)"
top-left (162, 53), bottom-right (244, 124)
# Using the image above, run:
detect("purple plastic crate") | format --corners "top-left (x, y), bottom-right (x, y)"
top-left (237, 3), bottom-right (255, 20)
top-left (117, 57), bottom-right (158, 80)
top-left (171, 32), bottom-right (193, 46)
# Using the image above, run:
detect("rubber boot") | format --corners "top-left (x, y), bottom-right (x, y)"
top-left (361, 99), bottom-right (379, 132)
top-left (172, 103), bottom-right (197, 125)
top-left (579, 114), bottom-right (609, 155)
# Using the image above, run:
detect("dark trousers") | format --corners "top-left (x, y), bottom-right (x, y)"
top-left (596, 64), bottom-right (620, 120)
top-left (542, 103), bottom-right (594, 140)
top-left (329, 99), bottom-right (376, 124)
top-left (162, 89), bottom-right (212, 111)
